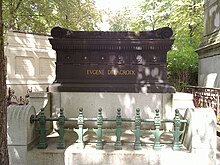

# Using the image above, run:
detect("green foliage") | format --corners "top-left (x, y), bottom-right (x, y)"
top-left (107, 8), bottom-right (132, 31)
top-left (3, 0), bottom-right (57, 33)
top-left (167, 34), bottom-right (198, 91)
top-left (107, 0), bottom-right (204, 91)
top-left (166, 0), bottom-right (203, 91)
top-left (133, 0), bottom-right (171, 31)
top-left (53, 0), bottom-right (101, 31)
top-left (2, 0), bottom-right (204, 91)
top-left (3, 0), bottom-right (101, 34)
top-left (168, 0), bottom-right (204, 47)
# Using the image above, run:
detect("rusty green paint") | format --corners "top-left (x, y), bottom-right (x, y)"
top-left (115, 108), bottom-right (122, 150)
top-left (31, 107), bottom-right (187, 151)
top-left (151, 109), bottom-right (164, 151)
top-left (74, 108), bottom-right (88, 149)
top-left (57, 108), bottom-right (65, 149)
top-left (37, 108), bottom-right (48, 149)
top-left (96, 108), bottom-right (103, 150)
top-left (133, 109), bottom-right (142, 150)
top-left (172, 109), bottom-right (184, 151)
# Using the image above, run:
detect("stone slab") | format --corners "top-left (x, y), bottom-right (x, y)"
top-left (8, 146), bottom-right (27, 165)
top-left (50, 92), bottom-right (173, 129)
top-left (57, 92), bottom-right (172, 118)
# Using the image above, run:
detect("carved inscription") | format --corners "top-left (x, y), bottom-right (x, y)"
top-left (86, 70), bottom-right (105, 75)
top-left (86, 69), bottom-right (136, 76)
top-left (107, 70), bottom-right (135, 76)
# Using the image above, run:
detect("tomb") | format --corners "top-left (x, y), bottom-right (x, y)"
top-left (49, 27), bottom-right (175, 93)
top-left (6, 26), bottom-right (217, 165)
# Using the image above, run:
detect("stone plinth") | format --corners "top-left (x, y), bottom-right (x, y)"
top-left (51, 92), bottom-right (173, 129)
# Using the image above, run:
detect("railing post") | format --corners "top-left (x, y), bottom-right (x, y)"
top-left (74, 108), bottom-right (88, 149)
top-left (151, 109), bottom-right (164, 151)
top-left (57, 108), bottom-right (65, 149)
top-left (115, 108), bottom-right (122, 150)
top-left (172, 109), bottom-right (183, 151)
top-left (96, 108), bottom-right (103, 150)
top-left (133, 108), bottom-right (142, 150)
top-left (38, 108), bottom-right (48, 149)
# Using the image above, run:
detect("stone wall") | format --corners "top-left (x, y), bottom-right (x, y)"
top-left (5, 31), bottom-right (56, 97)
top-left (197, 0), bottom-right (220, 87)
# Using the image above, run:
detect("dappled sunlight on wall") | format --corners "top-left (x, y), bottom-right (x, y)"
top-left (142, 93), bottom-right (162, 119)
top-left (198, 0), bottom-right (220, 89)
top-left (118, 94), bottom-right (136, 117)
top-left (5, 31), bottom-right (56, 97)
top-left (15, 57), bottom-right (35, 76)
top-left (204, 73), bottom-right (217, 87)
top-left (56, 92), bottom-right (172, 129)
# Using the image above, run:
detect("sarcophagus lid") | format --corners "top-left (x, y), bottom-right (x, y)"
top-left (49, 27), bottom-right (175, 93)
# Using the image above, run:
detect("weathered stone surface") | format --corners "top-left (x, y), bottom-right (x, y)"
top-left (29, 92), bottom-right (51, 115)
top-left (7, 105), bottom-right (37, 146)
top-left (183, 108), bottom-right (216, 164)
top-left (197, 0), bottom-right (220, 88)
top-left (51, 26), bottom-right (173, 39)
top-left (7, 105), bottom-right (37, 165)
top-left (5, 31), bottom-right (56, 97)
top-left (50, 92), bottom-right (173, 129)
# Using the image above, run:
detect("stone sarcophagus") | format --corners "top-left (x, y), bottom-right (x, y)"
top-left (49, 27), bottom-right (175, 93)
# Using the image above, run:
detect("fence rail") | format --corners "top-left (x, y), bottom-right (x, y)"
top-left (30, 108), bottom-right (188, 151)
top-left (186, 86), bottom-right (220, 123)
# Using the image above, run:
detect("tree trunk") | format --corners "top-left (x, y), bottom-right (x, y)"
top-left (0, 0), bottom-right (9, 164)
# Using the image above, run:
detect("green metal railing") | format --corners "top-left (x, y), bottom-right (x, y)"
top-left (30, 108), bottom-right (188, 151)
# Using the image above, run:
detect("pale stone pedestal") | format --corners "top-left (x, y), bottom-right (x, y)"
top-left (7, 105), bottom-right (37, 165)
top-left (51, 92), bottom-right (173, 129)
top-left (183, 108), bottom-right (217, 165)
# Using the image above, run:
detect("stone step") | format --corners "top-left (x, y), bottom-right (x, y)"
top-left (27, 142), bottom-right (213, 165)
top-left (26, 130), bottom-right (216, 165)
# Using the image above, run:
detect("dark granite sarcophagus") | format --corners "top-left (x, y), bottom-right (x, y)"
top-left (49, 27), bottom-right (175, 93)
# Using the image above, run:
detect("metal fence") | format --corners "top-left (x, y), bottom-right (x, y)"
top-left (186, 86), bottom-right (220, 123)
top-left (30, 108), bottom-right (188, 151)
